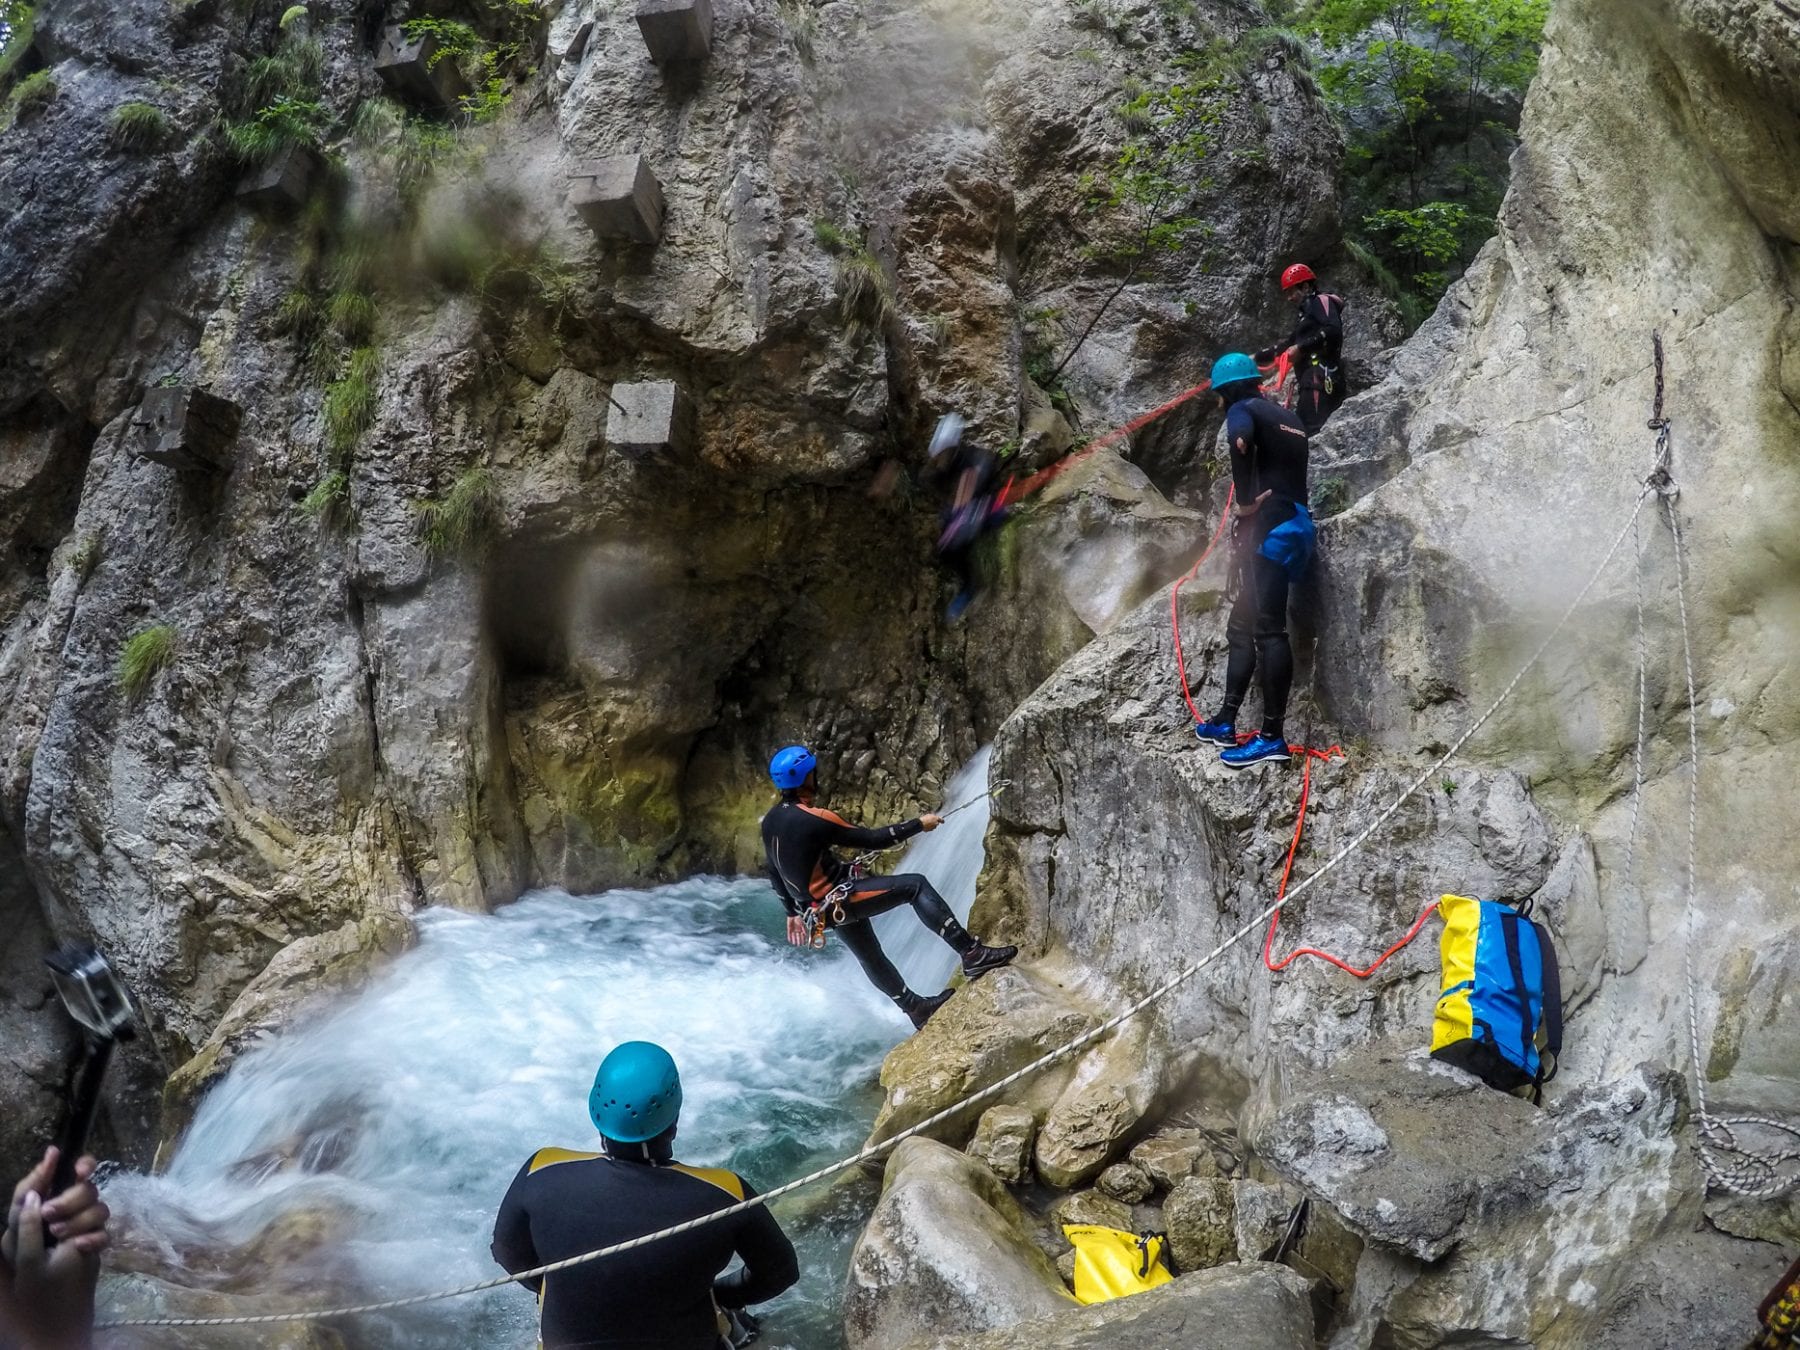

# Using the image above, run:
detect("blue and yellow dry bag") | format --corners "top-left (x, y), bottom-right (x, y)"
top-left (1061, 1225), bottom-right (1173, 1305)
top-left (1430, 893), bottom-right (1562, 1103)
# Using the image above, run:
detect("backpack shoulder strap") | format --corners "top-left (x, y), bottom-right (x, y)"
top-left (1533, 917), bottom-right (1564, 1067)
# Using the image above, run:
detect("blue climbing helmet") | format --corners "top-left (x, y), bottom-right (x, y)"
top-left (1210, 352), bottom-right (1262, 390)
top-left (589, 1041), bottom-right (683, 1143)
top-left (768, 744), bottom-right (817, 790)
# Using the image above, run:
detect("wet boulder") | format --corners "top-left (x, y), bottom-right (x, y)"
top-left (1163, 1176), bottom-right (1237, 1273)
top-left (845, 1138), bottom-right (1071, 1350)
top-left (912, 1261), bottom-right (1316, 1350)
top-left (967, 1104), bottom-right (1036, 1185)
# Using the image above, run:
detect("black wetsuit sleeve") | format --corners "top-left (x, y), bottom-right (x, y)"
top-left (767, 861), bottom-right (802, 917)
top-left (1279, 297), bottom-right (1328, 355)
top-left (1225, 404), bottom-right (1258, 504)
top-left (826, 816), bottom-right (925, 849)
top-left (491, 1157), bottom-right (544, 1294)
top-left (712, 1182), bottom-right (800, 1309)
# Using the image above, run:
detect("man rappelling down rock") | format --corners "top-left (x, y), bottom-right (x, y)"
top-left (1192, 352), bottom-right (1317, 769)
top-left (761, 746), bottom-right (1016, 1029)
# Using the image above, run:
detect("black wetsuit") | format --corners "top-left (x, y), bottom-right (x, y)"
top-left (936, 444), bottom-right (1000, 600)
top-left (761, 799), bottom-right (977, 1000)
top-left (1275, 290), bottom-right (1346, 435)
top-left (1220, 395), bottom-right (1310, 739)
top-left (492, 1145), bottom-right (798, 1350)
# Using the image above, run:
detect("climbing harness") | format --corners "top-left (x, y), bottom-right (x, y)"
top-left (799, 782), bottom-right (1012, 950)
top-left (101, 354), bottom-right (1729, 1333)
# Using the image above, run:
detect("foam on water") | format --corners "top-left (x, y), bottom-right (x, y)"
top-left (102, 753), bottom-right (997, 1348)
top-left (870, 745), bottom-right (995, 993)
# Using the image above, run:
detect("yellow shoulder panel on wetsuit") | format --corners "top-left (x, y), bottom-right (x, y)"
top-left (669, 1164), bottom-right (746, 1200)
top-left (528, 1147), bottom-right (603, 1174)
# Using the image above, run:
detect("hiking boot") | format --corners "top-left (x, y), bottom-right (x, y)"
top-left (1220, 733), bottom-right (1292, 769)
top-left (901, 990), bottom-right (952, 1030)
top-left (960, 943), bottom-right (1017, 979)
top-left (1193, 718), bottom-right (1237, 746)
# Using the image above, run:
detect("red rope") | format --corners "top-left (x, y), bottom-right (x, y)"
top-left (1259, 744), bottom-right (1439, 977)
top-left (997, 379), bottom-right (1215, 509)
top-left (1171, 487), bottom-right (1236, 724)
top-left (1156, 355), bottom-right (1426, 979)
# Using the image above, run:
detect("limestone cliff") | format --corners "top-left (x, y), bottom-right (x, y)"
top-left (911, 0), bottom-right (1800, 1343)
top-left (0, 0), bottom-right (1364, 1168)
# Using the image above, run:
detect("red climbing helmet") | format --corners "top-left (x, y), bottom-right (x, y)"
top-left (1280, 263), bottom-right (1316, 290)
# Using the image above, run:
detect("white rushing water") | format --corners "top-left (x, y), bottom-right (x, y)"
top-left (102, 750), bottom-right (996, 1349)
top-left (870, 745), bottom-right (995, 994)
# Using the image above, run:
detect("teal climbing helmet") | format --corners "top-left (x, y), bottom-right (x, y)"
top-left (589, 1041), bottom-right (683, 1143)
top-left (1210, 352), bottom-right (1262, 390)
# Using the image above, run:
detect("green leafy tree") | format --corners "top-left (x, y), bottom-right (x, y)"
top-left (1300, 0), bottom-right (1547, 322)
top-left (1363, 200), bottom-right (1469, 292)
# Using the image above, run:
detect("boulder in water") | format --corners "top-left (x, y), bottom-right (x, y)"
top-left (159, 911), bottom-right (415, 1157)
top-left (845, 1137), bottom-right (1071, 1350)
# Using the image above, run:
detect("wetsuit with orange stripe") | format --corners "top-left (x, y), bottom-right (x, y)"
top-left (491, 1145), bottom-right (797, 1350)
top-left (760, 799), bottom-right (980, 1001)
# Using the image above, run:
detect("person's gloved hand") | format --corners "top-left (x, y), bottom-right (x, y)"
top-left (1, 1147), bottom-right (110, 1350)
top-left (1253, 347), bottom-right (1278, 366)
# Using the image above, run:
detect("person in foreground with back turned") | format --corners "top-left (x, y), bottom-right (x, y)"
top-left (762, 745), bottom-right (1016, 1029)
top-left (492, 1042), bottom-right (798, 1350)
top-left (1191, 352), bottom-right (1316, 769)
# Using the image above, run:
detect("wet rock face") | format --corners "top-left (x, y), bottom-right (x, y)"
top-left (845, 1137), bottom-right (1070, 1350)
top-left (1254, 1052), bottom-right (1790, 1348)
top-left (0, 0), bottom-right (1354, 1110)
top-left (923, 1261), bottom-right (1317, 1350)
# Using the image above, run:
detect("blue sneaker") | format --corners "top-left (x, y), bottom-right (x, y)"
top-left (1194, 718), bottom-right (1237, 746)
top-left (1220, 734), bottom-right (1292, 769)
top-left (947, 591), bottom-right (974, 622)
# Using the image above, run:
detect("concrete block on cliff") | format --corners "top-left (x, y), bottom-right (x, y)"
top-left (605, 381), bottom-right (695, 460)
top-left (569, 156), bottom-right (666, 245)
top-left (374, 25), bottom-right (469, 110)
top-left (134, 386), bottom-right (242, 472)
top-left (235, 144), bottom-right (323, 216)
top-left (635, 0), bottom-right (713, 63)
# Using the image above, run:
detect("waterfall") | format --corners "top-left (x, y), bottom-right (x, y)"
top-left (869, 745), bottom-right (996, 994)
top-left (100, 879), bottom-right (899, 1349)
top-left (97, 747), bottom-right (999, 1348)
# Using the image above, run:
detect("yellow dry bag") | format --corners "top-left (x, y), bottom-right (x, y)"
top-left (1061, 1224), bottom-right (1174, 1305)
